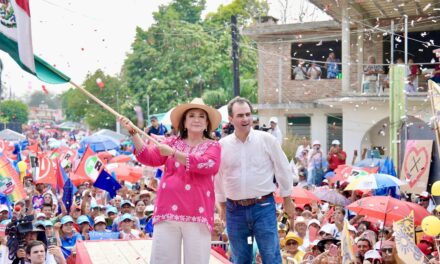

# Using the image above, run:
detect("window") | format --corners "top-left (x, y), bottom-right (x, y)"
top-left (287, 116), bottom-right (311, 138)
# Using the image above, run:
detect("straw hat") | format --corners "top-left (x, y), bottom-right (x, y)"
top-left (170, 98), bottom-right (222, 131)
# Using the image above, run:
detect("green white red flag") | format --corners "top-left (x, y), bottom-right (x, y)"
top-left (0, 0), bottom-right (70, 83)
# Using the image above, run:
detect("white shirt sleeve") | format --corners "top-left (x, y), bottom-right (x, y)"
top-left (267, 135), bottom-right (294, 197)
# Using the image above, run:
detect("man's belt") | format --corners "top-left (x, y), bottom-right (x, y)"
top-left (227, 193), bottom-right (273, 207)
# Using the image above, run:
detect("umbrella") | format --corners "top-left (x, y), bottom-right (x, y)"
top-left (109, 155), bottom-right (132, 163)
top-left (106, 163), bottom-right (143, 183)
top-left (344, 173), bottom-right (406, 191)
top-left (80, 135), bottom-right (120, 152)
top-left (355, 158), bottom-right (386, 168)
top-left (0, 129), bottom-right (26, 141)
top-left (327, 165), bottom-right (377, 184)
top-left (312, 187), bottom-right (351, 206)
top-left (275, 187), bottom-right (321, 204)
top-left (347, 196), bottom-right (430, 226)
top-left (92, 129), bottom-right (127, 142)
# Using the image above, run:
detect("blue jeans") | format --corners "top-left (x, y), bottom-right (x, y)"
top-left (226, 196), bottom-right (281, 264)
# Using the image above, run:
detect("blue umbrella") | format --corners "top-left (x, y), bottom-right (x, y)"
top-left (354, 158), bottom-right (386, 168)
top-left (80, 135), bottom-right (120, 152)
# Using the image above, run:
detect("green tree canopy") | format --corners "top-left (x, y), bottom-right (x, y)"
top-left (60, 70), bottom-right (126, 130)
top-left (0, 100), bottom-right (29, 124)
top-left (26, 91), bottom-right (60, 109)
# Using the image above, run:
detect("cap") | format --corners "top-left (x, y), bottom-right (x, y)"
top-left (319, 223), bottom-right (336, 236)
top-left (307, 219), bottom-right (321, 227)
top-left (139, 190), bottom-right (151, 197)
top-left (295, 216), bottom-right (306, 225)
top-left (34, 221), bottom-right (45, 229)
top-left (77, 215), bottom-right (90, 225)
top-left (144, 204), bottom-right (154, 213)
top-left (418, 191), bottom-right (431, 199)
top-left (121, 200), bottom-right (134, 207)
top-left (120, 213), bottom-right (133, 222)
top-left (106, 206), bottom-right (118, 215)
top-left (418, 242), bottom-right (433, 255)
top-left (43, 220), bottom-right (54, 227)
top-left (36, 213), bottom-right (46, 220)
top-left (0, 204), bottom-right (9, 212)
top-left (94, 216), bottom-right (106, 225)
top-left (364, 250), bottom-right (382, 260)
top-left (61, 215), bottom-right (74, 225)
top-left (269, 117), bottom-right (278, 124)
top-left (348, 224), bottom-right (357, 233)
top-left (420, 235), bottom-right (434, 245)
top-left (312, 140), bottom-right (321, 146)
top-left (331, 139), bottom-right (341, 145)
top-left (284, 232), bottom-right (303, 246)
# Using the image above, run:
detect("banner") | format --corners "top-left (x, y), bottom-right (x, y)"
top-left (428, 80), bottom-right (440, 158)
top-left (341, 221), bottom-right (355, 264)
top-left (74, 146), bottom-right (104, 183)
top-left (0, 156), bottom-right (27, 202)
top-left (400, 140), bottom-right (432, 193)
top-left (393, 211), bottom-right (424, 264)
top-left (32, 154), bottom-right (57, 186)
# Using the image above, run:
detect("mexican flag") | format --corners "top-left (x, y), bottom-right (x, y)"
top-left (0, 0), bottom-right (70, 83)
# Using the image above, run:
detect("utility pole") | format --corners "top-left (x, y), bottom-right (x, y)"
top-left (231, 15), bottom-right (240, 97)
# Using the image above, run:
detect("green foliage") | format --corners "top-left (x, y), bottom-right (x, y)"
top-left (26, 91), bottom-right (60, 109)
top-left (60, 70), bottom-right (126, 130)
top-left (0, 100), bottom-right (29, 124)
top-left (122, 0), bottom-right (266, 116)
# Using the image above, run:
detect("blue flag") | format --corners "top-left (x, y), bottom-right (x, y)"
top-left (93, 170), bottom-right (121, 198)
top-left (375, 157), bottom-right (399, 198)
top-left (61, 165), bottom-right (77, 213)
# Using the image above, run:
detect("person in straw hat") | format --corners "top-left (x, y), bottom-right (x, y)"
top-left (119, 98), bottom-right (221, 264)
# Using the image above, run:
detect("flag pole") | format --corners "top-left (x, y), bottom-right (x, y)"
top-left (69, 80), bottom-right (160, 146)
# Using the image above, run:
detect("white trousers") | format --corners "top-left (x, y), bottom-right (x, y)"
top-left (150, 220), bottom-right (211, 264)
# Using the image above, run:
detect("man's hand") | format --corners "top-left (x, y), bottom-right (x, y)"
top-left (219, 202), bottom-right (226, 223)
top-left (53, 222), bottom-right (62, 232)
top-left (282, 197), bottom-right (295, 218)
top-left (48, 245), bottom-right (67, 264)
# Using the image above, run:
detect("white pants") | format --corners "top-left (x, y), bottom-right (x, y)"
top-left (150, 221), bottom-right (211, 264)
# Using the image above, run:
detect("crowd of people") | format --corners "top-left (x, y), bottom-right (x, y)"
top-left (0, 96), bottom-right (439, 264)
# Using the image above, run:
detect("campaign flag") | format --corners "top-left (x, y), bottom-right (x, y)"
top-left (74, 146), bottom-right (104, 183)
top-left (60, 164), bottom-right (76, 213)
top-left (0, 156), bottom-right (27, 202)
top-left (341, 220), bottom-right (355, 264)
top-left (93, 169), bottom-right (121, 198)
top-left (58, 148), bottom-right (77, 169)
top-left (0, 0), bottom-right (69, 84)
top-left (393, 211), bottom-right (424, 264)
top-left (31, 154), bottom-right (57, 186)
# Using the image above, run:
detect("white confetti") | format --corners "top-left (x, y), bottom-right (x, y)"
top-left (422, 3), bottom-right (431, 12)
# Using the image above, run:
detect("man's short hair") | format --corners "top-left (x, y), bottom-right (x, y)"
top-left (150, 116), bottom-right (158, 121)
top-left (42, 203), bottom-right (52, 209)
top-left (227, 96), bottom-right (253, 117)
top-left (356, 237), bottom-right (372, 248)
top-left (26, 240), bottom-right (46, 255)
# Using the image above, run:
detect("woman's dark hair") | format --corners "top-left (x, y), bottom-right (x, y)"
top-left (178, 108), bottom-right (213, 139)
top-left (26, 240), bottom-right (46, 255)
top-left (134, 200), bottom-right (145, 207)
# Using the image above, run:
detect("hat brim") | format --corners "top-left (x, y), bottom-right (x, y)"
top-left (317, 238), bottom-right (340, 252)
top-left (170, 103), bottom-right (222, 132)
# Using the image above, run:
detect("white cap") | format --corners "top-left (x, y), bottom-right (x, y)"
top-left (319, 223), bottom-right (336, 235)
top-left (0, 204), bottom-right (9, 212)
top-left (94, 216), bottom-right (106, 225)
top-left (331, 139), bottom-right (341, 145)
top-left (364, 250), bottom-right (382, 260)
top-left (295, 216), bottom-right (306, 224)
top-left (312, 140), bottom-right (321, 146)
top-left (269, 117), bottom-right (278, 123)
top-left (36, 213), bottom-right (46, 219)
top-left (348, 224), bottom-right (357, 233)
top-left (308, 219), bottom-right (321, 227)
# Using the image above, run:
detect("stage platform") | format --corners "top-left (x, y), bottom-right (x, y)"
top-left (75, 239), bottom-right (231, 264)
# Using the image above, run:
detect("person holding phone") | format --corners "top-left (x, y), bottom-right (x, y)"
top-left (281, 232), bottom-right (305, 264)
top-left (327, 140), bottom-right (346, 172)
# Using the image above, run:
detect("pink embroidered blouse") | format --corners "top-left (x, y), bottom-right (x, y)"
top-left (135, 136), bottom-right (221, 231)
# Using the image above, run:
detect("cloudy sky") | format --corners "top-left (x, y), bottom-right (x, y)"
top-left (0, 0), bottom-right (326, 99)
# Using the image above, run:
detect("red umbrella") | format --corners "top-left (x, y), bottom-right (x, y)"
top-left (109, 155), bottom-right (132, 163)
top-left (106, 163), bottom-right (143, 183)
top-left (275, 187), bottom-right (321, 204)
top-left (347, 196), bottom-right (430, 226)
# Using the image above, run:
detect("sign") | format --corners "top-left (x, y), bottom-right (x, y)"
top-left (429, 80), bottom-right (440, 158)
top-left (400, 140), bottom-right (432, 193)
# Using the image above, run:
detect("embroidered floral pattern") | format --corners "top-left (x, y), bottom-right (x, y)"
top-left (206, 191), bottom-right (211, 197)
top-left (171, 204), bottom-right (178, 211)
top-left (197, 159), bottom-right (215, 169)
top-left (153, 214), bottom-right (212, 231)
top-left (185, 184), bottom-right (191, 191)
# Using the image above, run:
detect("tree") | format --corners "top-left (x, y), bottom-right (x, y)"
top-left (154, 0), bottom-right (206, 24)
top-left (26, 91), bottom-right (60, 109)
top-left (0, 100), bottom-right (29, 124)
top-left (60, 70), bottom-right (126, 130)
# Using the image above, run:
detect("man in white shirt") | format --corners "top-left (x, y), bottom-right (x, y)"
top-left (215, 97), bottom-right (295, 264)
top-left (268, 117), bottom-right (283, 145)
